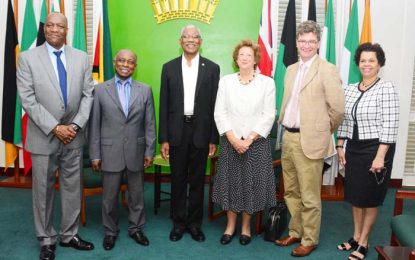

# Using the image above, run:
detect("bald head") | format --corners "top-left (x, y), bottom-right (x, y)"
top-left (44, 12), bottom-right (68, 49)
top-left (113, 49), bottom-right (137, 80)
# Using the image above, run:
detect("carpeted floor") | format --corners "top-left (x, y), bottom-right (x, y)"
top-left (0, 184), bottom-right (410, 260)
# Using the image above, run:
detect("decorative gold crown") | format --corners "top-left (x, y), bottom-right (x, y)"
top-left (151, 0), bottom-right (220, 24)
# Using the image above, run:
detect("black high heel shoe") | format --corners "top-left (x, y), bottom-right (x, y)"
top-left (220, 230), bottom-right (236, 245)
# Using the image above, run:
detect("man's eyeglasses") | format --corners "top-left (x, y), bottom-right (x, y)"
top-left (297, 40), bottom-right (318, 46)
top-left (181, 35), bottom-right (201, 40)
top-left (115, 59), bottom-right (136, 66)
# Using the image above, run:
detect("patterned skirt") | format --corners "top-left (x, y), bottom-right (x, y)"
top-left (212, 137), bottom-right (277, 214)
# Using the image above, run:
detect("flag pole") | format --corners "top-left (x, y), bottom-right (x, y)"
top-left (12, 0), bottom-right (21, 182)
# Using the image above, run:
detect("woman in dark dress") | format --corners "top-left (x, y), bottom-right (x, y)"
top-left (336, 43), bottom-right (399, 260)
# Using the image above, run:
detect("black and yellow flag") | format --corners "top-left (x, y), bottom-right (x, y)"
top-left (1, 0), bottom-right (20, 169)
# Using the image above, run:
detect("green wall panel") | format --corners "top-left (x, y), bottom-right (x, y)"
top-left (107, 0), bottom-right (262, 171)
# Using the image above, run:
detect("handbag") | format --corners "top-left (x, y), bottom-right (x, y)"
top-left (263, 202), bottom-right (288, 242)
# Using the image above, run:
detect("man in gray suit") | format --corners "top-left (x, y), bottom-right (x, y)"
top-left (16, 13), bottom-right (94, 260)
top-left (89, 49), bottom-right (156, 251)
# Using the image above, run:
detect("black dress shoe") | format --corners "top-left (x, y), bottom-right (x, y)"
top-left (59, 234), bottom-right (94, 250)
top-left (169, 227), bottom-right (185, 242)
top-left (220, 231), bottom-right (236, 245)
top-left (39, 245), bottom-right (55, 260)
top-left (188, 227), bottom-right (205, 242)
top-left (103, 235), bottom-right (116, 250)
top-left (239, 234), bottom-right (251, 245)
top-left (130, 231), bottom-right (149, 246)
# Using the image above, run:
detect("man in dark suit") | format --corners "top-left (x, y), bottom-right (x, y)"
top-left (159, 25), bottom-right (220, 242)
top-left (16, 13), bottom-right (94, 260)
top-left (89, 49), bottom-right (156, 250)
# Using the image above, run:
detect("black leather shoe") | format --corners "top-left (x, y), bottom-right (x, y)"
top-left (59, 234), bottom-right (94, 250)
top-left (169, 227), bottom-right (185, 242)
top-left (103, 235), bottom-right (116, 250)
top-left (130, 231), bottom-right (149, 246)
top-left (188, 227), bottom-right (205, 242)
top-left (220, 231), bottom-right (236, 245)
top-left (39, 245), bottom-right (55, 260)
top-left (239, 234), bottom-right (251, 245)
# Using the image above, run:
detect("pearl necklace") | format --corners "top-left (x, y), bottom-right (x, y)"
top-left (238, 71), bottom-right (256, 85)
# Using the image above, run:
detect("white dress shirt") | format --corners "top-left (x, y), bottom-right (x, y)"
top-left (45, 42), bottom-right (67, 82)
top-left (282, 54), bottom-right (317, 128)
top-left (214, 73), bottom-right (276, 139)
top-left (182, 54), bottom-right (199, 115)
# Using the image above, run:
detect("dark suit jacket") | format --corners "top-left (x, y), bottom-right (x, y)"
top-left (158, 56), bottom-right (220, 148)
top-left (89, 78), bottom-right (156, 172)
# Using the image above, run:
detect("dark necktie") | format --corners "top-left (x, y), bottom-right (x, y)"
top-left (54, 51), bottom-right (67, 108)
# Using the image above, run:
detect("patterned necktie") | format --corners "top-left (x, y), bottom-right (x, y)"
top-left (117, 81), bottom-right (128, 117)
top-left (54, 51), bottom-right (67, 108)
top-left (286, 63), bottom-right (307, 127)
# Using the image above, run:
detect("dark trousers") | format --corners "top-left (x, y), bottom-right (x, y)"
top-left (169, 122), bottom-right (209, 229)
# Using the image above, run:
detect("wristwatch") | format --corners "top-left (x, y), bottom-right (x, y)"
top-left (71, 123), bottom-right (80, 133)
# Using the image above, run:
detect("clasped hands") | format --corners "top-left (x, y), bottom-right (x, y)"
top-left (230, 138), bottom-right (252, 154)
top-left (53, 124), bottom-right (76, 145)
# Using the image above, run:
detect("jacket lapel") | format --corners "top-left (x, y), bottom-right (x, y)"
top-left (105, 78), bottom-right (125, 115)
top-left (128, 81), bottom-right (140, 116)
top-left (65, 46), bottom-right (73, 100)
top-left (194, 56), bottom-right (205, 99)
top-left (176, 57), bottom-right (184, 101)
top-left (38, 44), bottom-right (63, 102)
top-left (301, 57), bottom-right (319, 90)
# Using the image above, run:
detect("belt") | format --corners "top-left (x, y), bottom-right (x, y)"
top-left (285, 127), bottom-right (300, 133)
top-left (183, 115), bottom-right (195, 123)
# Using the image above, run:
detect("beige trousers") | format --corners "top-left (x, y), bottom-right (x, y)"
top-left (281, 131), bottom-right (323, 246)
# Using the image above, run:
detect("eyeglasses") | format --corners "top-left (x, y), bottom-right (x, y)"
top-left (369, 167), bottom-right (387, 185)
top-left (181, 35), bottom-right (201, 40)
top-left (45, 23), bottom-right (67, 30)
top-left (115, 58), bottom-right (136, 66)
top-left (297, 40), bottom-right (318, 46)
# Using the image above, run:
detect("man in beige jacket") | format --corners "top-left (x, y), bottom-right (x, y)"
top-left (275, 21), bottom-right (345, 257)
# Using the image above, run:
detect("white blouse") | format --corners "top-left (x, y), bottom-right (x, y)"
top-left (214, 73), bottom-right (276, 139)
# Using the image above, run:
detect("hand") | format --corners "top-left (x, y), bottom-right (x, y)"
top-left (161, 142), bottom-right (170, 160)
top-left (230, 138), bottom-right (250, 154)
top-left (53, 124), bottom-right (77, 145)
top-left (91, 160), bottom-right (101, 172)
top-left (337, 148), bottom-right (346, 167)
top-left (208, 144), bottom-right (217, 158)
top-left (370, 157), bottom-right (385, 174)
top-left (144, 156), bottom-right (154, 168)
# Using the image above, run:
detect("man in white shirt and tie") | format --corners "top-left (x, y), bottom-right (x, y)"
top-left (17, 12), bottom-right (95, 260)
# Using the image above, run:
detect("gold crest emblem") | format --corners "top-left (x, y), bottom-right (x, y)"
top-left (151, 0), bottom-right (220, 24)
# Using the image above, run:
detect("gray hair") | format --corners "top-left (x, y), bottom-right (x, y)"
top-left (180, 24), bottom-right (202, 39)
top-left (114, 49), bottom-right (137, 62)
top-left (297, 20), bottom-right (321, 41)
